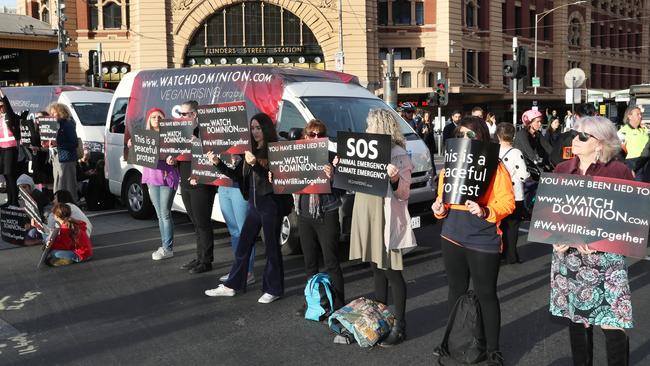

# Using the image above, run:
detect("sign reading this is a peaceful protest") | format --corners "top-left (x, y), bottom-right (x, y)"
top-left (0, 206), bottom-right (27, 246)
top-left (528, 173), bottom-right (650, 258)
top-left (37, 117), bottom-right (58, 142)
top-left (442, 138), bottom-right (500, 204)
top-left (128, 130), bottom-right (159, 169)
top-left (19, 119), bottom-right (34, 146)
top-left (158, 118), bottom-right (194, 161)
top-left (333, 132), bottom-right (391, 197)
top-left (190, 138), bottom-right (233, 186)
top-left (197, 101), bottom-right (249, 155)
top-left (268, 138), bottom-right (331, 194)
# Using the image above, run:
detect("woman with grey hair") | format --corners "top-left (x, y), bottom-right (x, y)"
top-left (48, 102), bottom-right (79, 203)
top-left (348, 108), bottom-right (416, 346)
top-left (550, 116), bottom-right (635, 365)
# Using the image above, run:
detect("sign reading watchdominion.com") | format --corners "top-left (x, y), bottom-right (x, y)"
top-left (528, 173), bottom-right (650, 258)
top-left (268, 138), bottom-right (330, 194)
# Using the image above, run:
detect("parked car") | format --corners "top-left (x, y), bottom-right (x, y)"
top-left (104, 66), bottom-right (435, 253)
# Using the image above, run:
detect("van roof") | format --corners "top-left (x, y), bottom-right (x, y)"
top-left (1, 85), bottom-right (112, 113)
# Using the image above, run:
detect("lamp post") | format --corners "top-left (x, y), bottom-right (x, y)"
top-left (534, 0), bottom-right (586, 95)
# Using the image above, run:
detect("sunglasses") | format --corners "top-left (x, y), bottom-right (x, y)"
top-left (577, 131), bottom-right (598, 142)
top-left (455, 130), bottom-right (477, 139)
top-left (306, 131), bottom-right (323, 138)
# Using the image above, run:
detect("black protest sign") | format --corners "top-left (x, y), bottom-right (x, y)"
top-left (158, 118), bottom-right (193, 160)
top-left (20, 119), bottom-right (35, 146)
top-left (37, 117), bottom-right (58, 142)
top-left (19, 186), bottom-right (44, 229)
top-left (442, 138), bottom-right (500, 204)
top-left (127, 130), bottom-right (159, 169)
top-left (197, 101), bottom-right (250, 155)
top-left (269, 138), bottom-right (331, 194)
top-left (528, 173), bottom-right (650, 258)
top-left (333, 132), bottom-right (391, 197)
top-left (0, 206), bottom-right (27, 246)
top-left (190, 139), bottom-right (234, 186)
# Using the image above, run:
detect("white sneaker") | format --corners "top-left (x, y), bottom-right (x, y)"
top-left (247, 272), bottom-right (255, 285)
top-left (258, 293), bottom-right (280, 304)
top-left (204, 284), bottom-right (235, 297)
top-left (219, 273), bottom-right (230, 282)
top-left (151, 247), bottom-right (173, 261)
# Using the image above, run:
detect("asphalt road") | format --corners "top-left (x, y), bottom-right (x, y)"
top-left (1, 206), bottom-right (649, 366)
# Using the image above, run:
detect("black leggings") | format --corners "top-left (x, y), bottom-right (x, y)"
top-left (371, 263), bottom-right (406, 322)
top-left (441, 238), bottom-right (501, 351)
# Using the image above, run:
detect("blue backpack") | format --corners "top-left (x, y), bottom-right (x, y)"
top-left (304, 273), bottom-right (335, 322)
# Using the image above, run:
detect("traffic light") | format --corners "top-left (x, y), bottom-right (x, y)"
top-left (503, 60), bottom-right (516, 78)
top-left (426, 91), bottom-right (439, 107)
top-left (515, 46), bottom-right (528, 79)
top-left (436, 79), bottom-right (448, 106)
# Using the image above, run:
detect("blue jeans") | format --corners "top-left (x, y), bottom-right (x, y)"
top-left (49, 250), bottom-right (82, 262)
top-left (219, 186), bottom-right (254, 273)
top-left (148, 184), bottom-right (176, 251)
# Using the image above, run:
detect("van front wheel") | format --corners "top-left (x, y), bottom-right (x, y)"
top-left (124, 173), bottom-right (155, 219)
top-left (280, 212), bottom-right (302, 255)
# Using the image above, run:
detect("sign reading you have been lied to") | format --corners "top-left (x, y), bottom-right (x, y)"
top-left (528, 173), bottom-right (650, 258)
top-left (333, 132), bottom-right (391, 197)
top-left (268, 138), bottom-right (331, 194)
top-left (197, 101), bottom-right (249, 155)
top-left (128, 130), bottom-right (159, 169)
top-left (158, 118), bottom-right (194, 161)
top-left (442, 138), bottom-right (500, 204)
top-left (190, 138), bottom-right (234, 187)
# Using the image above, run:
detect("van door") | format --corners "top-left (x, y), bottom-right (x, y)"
top-left (105, 97), bottom-right (128, 194)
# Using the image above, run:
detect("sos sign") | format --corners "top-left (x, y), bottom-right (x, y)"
top-left (335, 131), bottom-right (391, 196)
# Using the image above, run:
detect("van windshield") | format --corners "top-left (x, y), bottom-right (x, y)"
top-left (71, 103), bottom-right (110, 126)
top-left (300, 97), bottom-right (417, 140)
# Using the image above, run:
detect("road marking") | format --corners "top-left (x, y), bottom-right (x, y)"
top-left (85, 209), bottom-right (128, 218)
top-left (93, 226), bottom-right (230, 250)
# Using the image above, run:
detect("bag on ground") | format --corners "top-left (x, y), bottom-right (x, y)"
top-left (438, 291), bottom-right (486, 364)
top-left (328, 297), bottom-right (394, 347)
top-left (304, 273), bottom-right (336, 322)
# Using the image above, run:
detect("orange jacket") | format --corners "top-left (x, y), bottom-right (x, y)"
top-left (435, 163), bottom-right (515, 252)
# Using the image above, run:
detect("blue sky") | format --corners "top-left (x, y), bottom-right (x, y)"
top-left (0, 0), bottom-right (16, 8)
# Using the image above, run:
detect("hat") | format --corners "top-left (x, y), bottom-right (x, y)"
top-left (521, 109), bottom-right (543, 126)
top-left (399, 102), bottom-right (415, 112)
top-left (16, 174), bottom-right (34, 190)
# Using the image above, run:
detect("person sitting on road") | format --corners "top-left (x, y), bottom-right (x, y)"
top-left (44, 202), bottom-right (93, 267)
top-left (41, 190), bottom-right (92, 238)
top-left (17, 174), bottom-right (51, 245)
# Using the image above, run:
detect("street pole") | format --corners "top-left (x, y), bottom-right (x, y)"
top-left (513, 37), bottom-right (518, 126)
top-left (534, 13), bottom-right (538, 96)
top-left (97, 43), bottom-right (103, 87)
top-left (437, 71), bottom-right (442, 157)
top-left (335, 0), bottom-right (344, 72)
top-left (57, 0), bottom-right (65, 85)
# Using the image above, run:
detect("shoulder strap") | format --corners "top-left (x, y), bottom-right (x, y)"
top-left (501, 147), bottom-right (515, 161)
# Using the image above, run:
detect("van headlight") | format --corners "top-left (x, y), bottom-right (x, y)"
top-left (84, 141), bottom-right (104, 153)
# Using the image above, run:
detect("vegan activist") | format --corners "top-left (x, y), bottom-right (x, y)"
top-left (205, 112), bottom-right (291, 304)
top-left (348, 109), bottom-right (417, 347)
top-left (139, 108), bottom-right (180, 261)
top-left (48, 103), bottom-right (79, 203)
top-left (550, 116), bottom-right (635, 366)
top-left (0, 89), bottom-right (22, 206)
top-left (432, 116), bottom-right (515, 365)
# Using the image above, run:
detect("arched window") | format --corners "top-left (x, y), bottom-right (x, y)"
top-left (465, 0), bottom-right (478, 28)
top-left (568, 18), bottom-right (582, 46)
top-left (41, 7), bottom-right (49, 24)
top-left (185, 2), bottom-right (323, 67)
top-left (103, 2), bottom-right (122, 29)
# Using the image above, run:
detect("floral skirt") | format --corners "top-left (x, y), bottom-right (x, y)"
top-left (549, 249), bottom-right (633, 328)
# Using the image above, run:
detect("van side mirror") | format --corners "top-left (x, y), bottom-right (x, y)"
top-left (279, 128), bottom-right (304, 141)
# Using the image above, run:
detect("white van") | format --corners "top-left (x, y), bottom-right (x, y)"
top-left (2, 86), bottom-right (113, 161)
top-left (104, 66), bottom-right (435, 253)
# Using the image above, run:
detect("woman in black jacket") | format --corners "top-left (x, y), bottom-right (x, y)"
top-left (204, 112), bottom-right (288, 304)
top-left (48, 103), bottom-right (79, 203)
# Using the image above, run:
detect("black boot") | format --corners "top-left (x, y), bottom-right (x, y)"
top-left (603, 329), bottom-right (629, 366)
top-left (569, 322), bottom-right (593, 366)
top-left (379, 320), bottom-right (406, 347)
